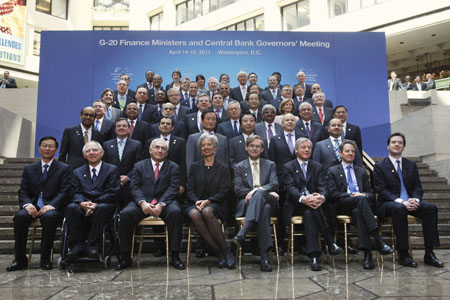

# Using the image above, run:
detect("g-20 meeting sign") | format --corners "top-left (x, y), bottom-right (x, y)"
top-left (36, 30), bottom-right (389, 156)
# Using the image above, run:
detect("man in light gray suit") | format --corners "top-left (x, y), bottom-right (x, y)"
top-left (388, 71), bottom-right (403, 91)
top-left (255, 104), bottom-right (283, 149)
top-left (426, 73), bottom-right (436, 90)
top-left (101, 88), bottom-right (122, 121)
top-left (232, 135), bottom-right (279, 272)
top-left (186, 109), bottom-right (228, 171)
top-left (312, 118), bottom-right (362, 170)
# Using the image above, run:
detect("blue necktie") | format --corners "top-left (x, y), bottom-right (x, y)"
top-left (95, 120), bottom-right (100, 131)
top-left (37, 164), bottom-right (49, 208)
top-left (334, 139), bottom-right (341, 162)
top-left (396, 160), bottom-right (409, 200)
top-left (118, 140), bottom-right (124, 161)
top-left (287, 133), bottom-right (294, 154)
top-left (305, 122), bottom-right (311, 138)
top-left (105, 107), bottom-right (111, 119)
top-left (301, 162), bottom-right (307, 179)
top-left (138, 104), bottom-right (143, 120)
top-left (92, 168), bottom-right (97, 185)
top-left (233, 120), bottom-right (238, 137)
top-left (346, 165), bottom-right (358, 193)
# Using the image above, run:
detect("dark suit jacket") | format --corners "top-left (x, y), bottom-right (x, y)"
top-left (130, 159), bottom-right (180, 206)
top-left (312, 138), bottom-right (362, 170)
top-left (304, 83), bottom-right (313, 99)
top-left (130, 119), bottom-right (151, 148)
top-left (174, 105), bottom-right (191, 122)
top-left (269, 133), bottom-right (301, 185)
top-left (327, 164), bottom-right (374, 204)
top-left (71, 162), bottom-right (120, 204)
top-left (147, 87), bottom-right (165, 105)
top-left (98, 118), bottom-right (116, 141)
top-left (230, 86), bottom-right (247, 102)
top-left (228, 134), bottom-right (268, 166)
top-left (18, 160), bottom-right (71, 211)
top-left (136, 82), bottom-right (152, 95)
top-left (59, 125), bottom-right (105, 170)
top-left (281, 159), bottom-right (326, 224)
top-left (1, 77), bottom-right (17, 88)
top-left (233, 158), bottom-right (279, 217)
top-left (373, 157), bottom-right (423, 216)
top-left (145, 136), bottom-right (187, 186)
top-left (411, 82), bottom-right (427, 91)
top-left (181, 97), bottom-right (198, 112)
top-left (136, 103), bottom-right (158, 124)
top-left (185, 160), bottom-right (230, 204)
top-left (186, 132), bottom-right (228, 172)
top-left (388, 78), bottom-right (403, 90)
top-left (254, 122), bottom-right (283, 144)
top-left (217, 119), bottom-right (241, 139)
top-left (311, 106), bottom-right (333, 126)
top-left (112, 94), bottom-right (136, 110)
top-left (260, 89), bottom-right (281, 102)
top-left (150, 121), bottom-right (188, 140)
top-left (295, 120), bottom-right (324, 145)
top-left (102, 138), bottom-right (144, 177)
top-left (184, 112), bottom-right (201, 135)
top-left (322, 122), bottom-right (363, 154)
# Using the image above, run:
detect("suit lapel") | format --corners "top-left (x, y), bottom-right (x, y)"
top-left (354, 167), bottom-right (364, 191)
top-left (77, 125), bottom-right (85, 144)
top-left (337, 165), bottom-right (348, 190)
top-left (121, 139), bottom-right (131, 161)
top-left (44, 161), bottom-right (58, 182)
top-left (82, 165), bottom-right (94, 189)
top-left (385, 158), bottom-right (401, 181)
top-left (244, 160), bottom-right (253, 188)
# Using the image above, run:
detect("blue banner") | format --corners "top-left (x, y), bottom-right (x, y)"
top-left (36, 30), bottom-right (389, 156)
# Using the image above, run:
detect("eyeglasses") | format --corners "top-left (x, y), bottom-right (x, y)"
top-left (40, 144), bottom-right (56, 149)
top-left (82, 113), bottom-right (95, 117)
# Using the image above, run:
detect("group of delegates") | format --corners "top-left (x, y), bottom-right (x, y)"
top-left (7, 70), bottom-right (444, 274)
top-left (388, 71), bottom-right (436, 91)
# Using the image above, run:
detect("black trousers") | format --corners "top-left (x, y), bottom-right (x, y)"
top-left (378, 200), bottom-right (440, 250)
top-left (65, 202), bottom-right (116, 249)
top-left (118, 201), bottom-right (183, 254)
top-left (293, 204), bottom-right (332, 256)
top-left (337, 196), bottom-right (378, 250)
top-left (13, 208), bottom-right (62, 261)
top-left (240, 189), bottom-right (277, 253)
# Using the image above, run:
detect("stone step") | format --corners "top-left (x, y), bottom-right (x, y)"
top-left (421, 177), bottom-right (447, 183)
top-left (0, 164), bottom-right (27, 170)
top-left (418, 169), bottom-right (438, 176)
top-left (372, 157), bottom-right (422, 162)
top-left (0, 205), bottom-right (18, 216)
top-left (422, 184), bottom-right (450, 191)
top-left (5, 158), bottom-right (39, 164)
top-left (0, 170), bottom-right (23, 177)
top-left (0, 195), bottom-right (18, 205)
top-left (0, 178), bottom-right (21, 185)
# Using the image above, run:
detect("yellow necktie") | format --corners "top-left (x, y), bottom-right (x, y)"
top-left (252, 161), bottom-right (260, 188)
top-left (83, 131), bottom-right (89, 144)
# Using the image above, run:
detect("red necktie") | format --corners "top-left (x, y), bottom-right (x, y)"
top-left (129, 120), bottom-right (135, 136)
top-left (318, 108), bottom-right (324, 124)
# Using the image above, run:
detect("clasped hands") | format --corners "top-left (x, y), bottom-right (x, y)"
top-left (403, 198), bottom-right (420, 211)
top-left (140, 201), bottom-right (164, 217)
top-left (195, 199), bottom-right (211, 211)
top-left (80, 201), bottom-right (98, 216)
top-left (303, 193), bottom-right (324, 209)
top-left (245, 188), bottom-right (279, 203)
top-left (25, 205), bottom-right (54, 218)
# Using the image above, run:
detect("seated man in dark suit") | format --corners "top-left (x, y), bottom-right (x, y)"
top-left (217, 101), bottom-right (242, 139)
top-left (295, 102), bottom-right (324, 145)
top-left (327, 140), bottom-right (393, 270)
top-left (65, 141), bottom-right (120, 261)
top-left (7, 136), bottom-right (71, 271)
top-left (282, 137), bottom-right (342, 271)
top-left (116, 138), bottom-right (185, 270)
top-left (232, 135), bottom-right (279, 272)
top-left (0, 71), bottom-right (17, 88)
top-left (125, 102), bottom-right (151, 147)
top-left (312, 118), bottom-right (362, 170)
top-left (103, 118), bottom-right (145, 209)
top-left (59, 106), bottom-right (105, 170)
top-left (374, 132), bottom-right (443, 268)
top-left (145, 116), bottom-right (187, 192)
top-left (93, 100), bottom-right (115, 140)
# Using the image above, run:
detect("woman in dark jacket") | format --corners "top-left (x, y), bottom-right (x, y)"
top-left (185, 133), bottom-right (236, 268)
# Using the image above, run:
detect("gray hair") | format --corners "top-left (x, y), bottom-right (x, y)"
top-left (198, 133), bottom-right (218, 149)
top-left (299, 102), bottom-right (312, 110)
top-left (296, 71), bottom-right (306, 77)
top-left (150, 138), bottom-right (168, 151)
top-left (262, 104), bottom-right (276, 114)
top-left (312, 92), bottom-right (325, 100)
top-left (295, 137), bottom-right (312, 149)
top-left (208, 77), bottom-right (219, 84)
top-left (82, 141), bottom-right (103, 153)
top-left (197, 92), bottom-right (210, 101)
top-left (167, 87), bottom-right (180, 95)
top-left (237, 71), bottom-right (248, 79)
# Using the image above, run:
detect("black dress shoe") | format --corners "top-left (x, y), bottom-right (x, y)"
top-left (232, 235), bottom-right (245, 248)
top-left (424, 252), bottom-right (444, 268)
top-left (6, 260), bottom-right (28, 272)
top-left (66, 246), bottom-right (83, 261)
top-left (116, 257), bottom-right (132, 270)
top-left (347, 245), bottom-right (358, 254)
top-left (363, 252), bottom-right (375, 270)
top-left (398, 255), bottom-right (418, 267)
top-left (153, 248), bottom-right (166, 258)
top-left (310, 257), bottom-right (322, 271)
top-left (377, 240), bottom-right (394, 255)
top-left (277, 247), bottom-right (285, 257)
top-left (170, 256), bottom-right (185, 270)
top-left (218, 259), bottom-right (227, 268)
top-left (40, 258), bottom-right (53, 270)
top-left (260, 260), bottom-right (272, 272)
top-left (87, 248), bottom-right (100, 260)
top-left (328, 243), bottom-right (343, 256)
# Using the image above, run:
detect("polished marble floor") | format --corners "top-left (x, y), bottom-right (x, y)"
top-left (1, 250), bottom-right (450, 299)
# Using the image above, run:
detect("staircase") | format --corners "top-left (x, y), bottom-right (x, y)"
top-left (0, 157), bottom-right (449, 254)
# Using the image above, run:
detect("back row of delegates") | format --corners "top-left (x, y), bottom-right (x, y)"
top-left (8, 106), bottom-right (443, 273)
